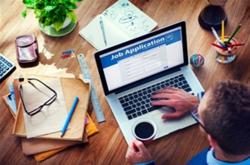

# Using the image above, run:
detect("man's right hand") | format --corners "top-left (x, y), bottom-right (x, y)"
top-left (126, 140), bottom-right (152, 164)
top-left (151, 87), bottom-right (199, 120)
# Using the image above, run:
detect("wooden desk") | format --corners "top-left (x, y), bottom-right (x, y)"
top-left (0, 0), bottom-right (249, 164)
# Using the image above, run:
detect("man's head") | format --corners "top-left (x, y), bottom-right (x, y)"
top-left (198, 80), bottom-right (250, 155)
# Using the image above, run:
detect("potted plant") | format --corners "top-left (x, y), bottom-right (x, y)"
top-left (22, 0), bottom-right (82, 37)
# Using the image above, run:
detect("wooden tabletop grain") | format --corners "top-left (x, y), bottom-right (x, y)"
top-left (0, 0), bottom-right (250, 164)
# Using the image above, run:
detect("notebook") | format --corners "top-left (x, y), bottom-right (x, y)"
top-left (79, 0), bottom-right (157, 50)
top-left (13, 76), bottom-right (91, 141)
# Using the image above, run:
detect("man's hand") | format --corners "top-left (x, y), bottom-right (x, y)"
top-left (151, 87), bottom-right (199, 119)
top-left (126, 140), bottom-right (152, 164)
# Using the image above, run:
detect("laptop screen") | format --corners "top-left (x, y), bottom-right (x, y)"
top-left (99, 26), bottom-right (184, 91)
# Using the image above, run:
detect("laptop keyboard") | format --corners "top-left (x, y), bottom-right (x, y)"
top-left (118, 74), bottom-right (192, 120)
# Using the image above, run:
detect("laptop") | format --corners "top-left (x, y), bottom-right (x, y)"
top-left (95, 21), bottom-right (204, 143)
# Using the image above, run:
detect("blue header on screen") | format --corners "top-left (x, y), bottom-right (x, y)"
top-left (100, 29), bottom-right (181, 68)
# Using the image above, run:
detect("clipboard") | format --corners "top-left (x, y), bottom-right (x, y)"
top-left (12, 76), bottom-right (90, 141)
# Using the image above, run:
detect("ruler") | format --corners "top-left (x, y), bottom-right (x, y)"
top-left (76, 53), bottom-right (105, 123)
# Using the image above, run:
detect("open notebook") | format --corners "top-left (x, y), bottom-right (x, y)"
top-left (79, 0), bottom-right (157, 50)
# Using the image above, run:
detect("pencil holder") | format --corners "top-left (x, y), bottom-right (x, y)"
top-left (213, 36), bottom-right (238, 64)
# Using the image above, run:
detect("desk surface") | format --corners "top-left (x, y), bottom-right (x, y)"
top-left (0, 0), bottom-right (250, 164)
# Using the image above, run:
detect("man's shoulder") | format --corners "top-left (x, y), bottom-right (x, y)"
top-left (187, 148), bottom-right (210, 165)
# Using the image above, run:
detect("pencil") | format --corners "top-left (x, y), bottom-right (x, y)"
top-left (228, 43), bottom-right (245, 47)
top-left (227, 24), bottom-right (242, 44)
top-left (211, 27), bottom-right (226, 48)
top-left (211, 43), bottom-right (227, 51)
top-left (221, 20), bottom-right (225, 42)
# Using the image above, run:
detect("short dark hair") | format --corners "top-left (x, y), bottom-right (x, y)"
top-left (202, 80), bottom-right (250, 155)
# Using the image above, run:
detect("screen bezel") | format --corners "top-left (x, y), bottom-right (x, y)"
top-left (95, 21), bottom-right (188, 95)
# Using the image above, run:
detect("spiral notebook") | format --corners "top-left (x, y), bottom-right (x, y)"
top-left (79, 0), bottom-right (157, 50)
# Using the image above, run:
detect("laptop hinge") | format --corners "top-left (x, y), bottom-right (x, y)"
top-left (115, 67), bottom-right (181, 94)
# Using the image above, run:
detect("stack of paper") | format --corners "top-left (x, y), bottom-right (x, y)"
top-left (2, 76), bottom-right (99, 161)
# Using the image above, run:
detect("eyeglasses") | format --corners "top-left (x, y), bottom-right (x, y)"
top-left (190, 91), bottom-right (212, 135)
top-left (19, 78), bottom-right (57, 116)
top-left (190, 107), bottom-right (210, 133)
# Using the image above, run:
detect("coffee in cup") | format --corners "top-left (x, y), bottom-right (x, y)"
top-left (132, 120), bottom-right (156, 142)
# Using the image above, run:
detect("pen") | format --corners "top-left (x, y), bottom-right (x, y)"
top-left (61, 96), bottom-right (79, 137)
top-left (99, 15), bottom-right (108, 46)
top-left (227, 24), bottom-right (241, 44)
top-left (211, 27), bottom-right (226, 48)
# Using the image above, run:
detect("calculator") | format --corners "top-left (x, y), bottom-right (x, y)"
top-left (0, 53), bottom-right (16, 83)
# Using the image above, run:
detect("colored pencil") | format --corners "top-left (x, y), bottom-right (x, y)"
top-left (211, 27), bottom-right (226, 47)
top-left (211, 43), bottom-right (227, 51)
top-left (228, 43), bottom-right (245, 47)
top-left (221, 20), bottom-right (225, 42)
top-left (227, 24), bottom-right (242, 44)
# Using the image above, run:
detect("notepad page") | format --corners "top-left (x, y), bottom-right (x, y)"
top-left (21, 79), bottom-right (68, 138)
top-left (102, 0), bottom-right (157, 38)
top-left (79, 14), bottom-right (129, 50)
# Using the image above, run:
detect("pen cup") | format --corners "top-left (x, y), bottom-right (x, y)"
top-left (213, 37), bottom-right (238, 64)
top-left (132, 120), bottom-right (156, 144)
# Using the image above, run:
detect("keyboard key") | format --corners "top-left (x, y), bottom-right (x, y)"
top-left (142, 110), bottom-right (147, 114)
top-left (122, 102), bottom-right (128, 107)
top-left (120, 99), bottom-right (125, 104)
top-left (132, 113), bottom-right (137, 118)
top-left (148, 106), bottom-right (158, 112)
top-left (182, 84), bottom-right (190, 89)
top-left (185, 87), bottom-right (192, 92)
top-left (137, 112), bottom-right (142, 116)
top-left (124, 106), bottom-right (132, 111)
top-left (126, 109), bottom-right (136, 115)
top-left (145, 104), bottom-right (151, 108)
top-left (128, 115), bottom-right (132, 120)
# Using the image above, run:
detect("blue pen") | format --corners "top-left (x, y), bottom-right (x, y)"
top-left (61, 96), bottom-right (79, 137)
top-left (8, 82), bottom-right (17, 113)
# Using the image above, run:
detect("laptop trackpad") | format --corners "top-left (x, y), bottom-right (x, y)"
top-left (151, 107), bottom-right (193, 139)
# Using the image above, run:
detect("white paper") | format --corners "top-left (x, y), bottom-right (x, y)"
top-left (21, 78), bottom-right (68, 138)
top-left (79, 15), bottom-right (129, 50)
top-left (102, 0), bottom-right (157, 38)
top-left (79, 0), bottom-right (157, 50)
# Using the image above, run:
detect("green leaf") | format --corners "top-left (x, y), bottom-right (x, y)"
top-left (21, 10), bottom-right (27, 17)
top-left (67, 11), bottom-right (76, 23)
top-left (66, 2), bottom-right (77, 10)
top-left (23, 0), bottom-right (35, 8)
top-left (35, 1), bottom-right (45, 9)
top-left (21, 0), bottom-right (82, 28)
top-left (44, 6), bottom-right (56, 12)
top-left (53, 21), bottom-right (64, 31)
